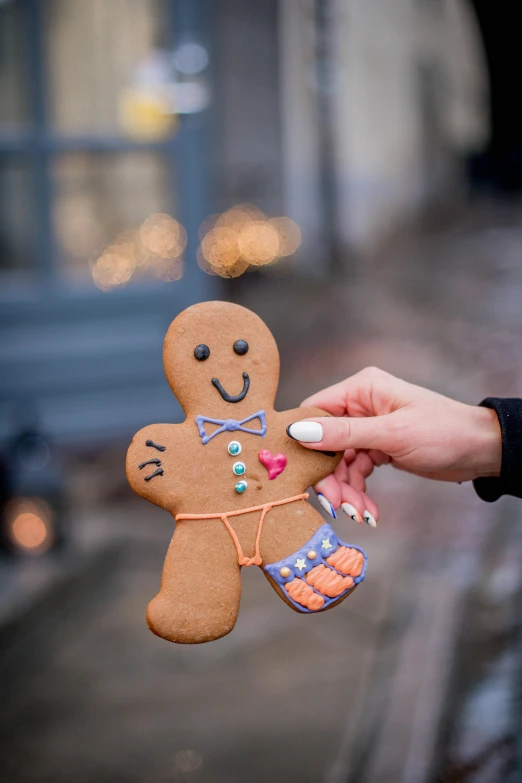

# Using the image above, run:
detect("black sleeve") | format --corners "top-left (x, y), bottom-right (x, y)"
top-left (473, 398), bottom-right (522, 501)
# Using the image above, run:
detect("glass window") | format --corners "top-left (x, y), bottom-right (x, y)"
top-left (0, 161), bottom-right (36, 280)
top-left (0, 0), bottom-right (31, 128)
top-left (52, 152), bottom-right (173, 282)
top-left (45, 0), bottom-right (172, 138)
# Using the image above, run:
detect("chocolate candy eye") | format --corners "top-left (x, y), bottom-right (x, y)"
top-left (194, 344), bottom-right (210, 361)
top-left (233, 340), bottom-right (248, 355)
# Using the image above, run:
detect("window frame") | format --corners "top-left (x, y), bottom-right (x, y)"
top-left (0, 0), bottom-right (210, 301)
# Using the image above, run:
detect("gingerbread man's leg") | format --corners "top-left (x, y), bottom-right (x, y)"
top-left (146, 518), bottom-right (242, 644)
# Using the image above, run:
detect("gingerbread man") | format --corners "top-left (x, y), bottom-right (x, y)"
top-left (127, 301), bottom-right (367, 644)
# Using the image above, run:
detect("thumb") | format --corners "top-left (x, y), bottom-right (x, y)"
top-left (287, 415), bottom-right (394, 452)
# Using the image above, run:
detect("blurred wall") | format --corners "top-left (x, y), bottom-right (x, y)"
top-left (278, 0), bottom-right (489, 261)
top-left (0, 0), bottom-right (212, 449)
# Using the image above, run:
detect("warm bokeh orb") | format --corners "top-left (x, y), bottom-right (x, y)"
top-left (197, 205), bottom-right (300, 277)
top-left (217, 204), bottom-right (263, 233)
top-left (140, 214), bottom-right (187, 259)
top-left (201, 226), bottom-right (241, 268)
top-left (214, 257), bottom-right (249, 278)
top-left (268, 217), bottom-right (301, 256)
top-left (91, 250), bottom-right (135, 290)
top-left (196, 244), bottom-right (218, 276)
top-left (238, 221), bottom-right (279, 264)
top-left (6, 498), bottom-right (54, 555)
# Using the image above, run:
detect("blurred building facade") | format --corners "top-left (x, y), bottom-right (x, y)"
top-left (210, 1), bottom-right (488, 269)
top-left (0, 0), bottom-right (213, 448)
top-left (0, 0), bottom-right (491, 447)
top-left (278, 0), bottom-right (488, 263)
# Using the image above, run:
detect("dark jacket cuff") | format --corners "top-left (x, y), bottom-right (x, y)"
top-left (473, 398), bottom-right (522, 502)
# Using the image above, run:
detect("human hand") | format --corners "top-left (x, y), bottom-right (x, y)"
top-left (287, 368), bottom-right (502, 527)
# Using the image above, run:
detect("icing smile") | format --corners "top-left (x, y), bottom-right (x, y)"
top-left (211, 372), bottom-right (250, 403)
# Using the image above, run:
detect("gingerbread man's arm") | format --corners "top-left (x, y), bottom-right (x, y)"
top-left (278, 406), bottom-right (343, 489)
top-left (126, 424), bottom-right (183, 512)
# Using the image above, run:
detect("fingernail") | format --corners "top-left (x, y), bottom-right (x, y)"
top-left (287, 421), bottom-right (323, 442)
top-left (363, 510), bottom-right (377, 528)
top-left (317, 493), bottom-right (337, 518)
top-left (341, 503), bottom-right (362, 524)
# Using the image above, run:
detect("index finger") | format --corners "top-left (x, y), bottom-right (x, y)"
top-left (301, 379), bottom-right (352, 416)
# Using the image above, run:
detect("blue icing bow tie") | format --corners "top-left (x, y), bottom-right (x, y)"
top-left (195, 410), bottom-right (267, 445)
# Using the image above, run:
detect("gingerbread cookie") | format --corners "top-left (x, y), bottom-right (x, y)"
top-left (126, 301), bottom-right (367, 644)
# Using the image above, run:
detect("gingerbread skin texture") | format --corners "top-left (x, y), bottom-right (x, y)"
top-left (127, 301), bottom-right (348, 644)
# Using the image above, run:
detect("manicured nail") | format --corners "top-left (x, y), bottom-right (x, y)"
top-left (287, 421), bottom-right (323, 442)
top-left (317, 493), bottom-right (337, 518)
top-left (341, 503), bottom-right (362, 524)
top-left (363, 510), bottom-right (377, 528)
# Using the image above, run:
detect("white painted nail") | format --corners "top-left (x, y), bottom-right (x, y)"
top-left (317, 493), bottom-right (337, 518)
top-left (288, 421), bottom-right (323, 442)
top-left (341, 503), bottom-right (361, 524)
top-left (363, 510), bottom-right (377, 528)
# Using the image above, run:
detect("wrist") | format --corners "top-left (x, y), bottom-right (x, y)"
top-left (471, 405), bottom-right (502, 478)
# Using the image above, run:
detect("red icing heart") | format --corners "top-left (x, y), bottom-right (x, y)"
top-left (258, 449), bottom-right (287, 480)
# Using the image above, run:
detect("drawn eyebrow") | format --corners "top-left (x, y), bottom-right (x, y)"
top-left (146, 440), bottom-right (166, 452)
top-left (144, 468), bottom-right (164, 482)
top-left (139, 458), bottom-right (161, 470)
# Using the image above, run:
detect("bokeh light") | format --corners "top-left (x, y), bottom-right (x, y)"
top-left (174, 750), bottom-right (203, 773)
top-left (215, 257), bottom-right (250, 278)
top-left (238, 221), bottom-right (279, 264)
top-left (90, 214), bottom-right (187, 291)
top-left (140, 214), bottom-right (187, 258)
top-left (197, 203), bottom-right (301, 278)
top-left (196, 244), bottom-right (218, 276)
top-left (217, 203), bottom-right (265, 231)
top-left (201, 226), bottom-right (241, 268)
top-left (91, 249), bottom-right (136, 291)
top-left (268, 217), bottom-right (301, 256)
top-left (5, 498), bottom-right (54, 556)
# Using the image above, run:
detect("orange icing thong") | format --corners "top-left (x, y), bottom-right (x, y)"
top-left (176, 493), bottom-right (309, 567)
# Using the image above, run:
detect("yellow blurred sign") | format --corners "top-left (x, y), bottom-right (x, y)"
top-left (118, 87), bottom-right (178, 141)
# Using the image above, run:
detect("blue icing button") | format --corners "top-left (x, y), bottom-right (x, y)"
top-left (233, 461), bottom-right (246, 476)
top-left (228, 440), bottom-right (242, 456)
top-left (235, 479), bottom-right (248, 493)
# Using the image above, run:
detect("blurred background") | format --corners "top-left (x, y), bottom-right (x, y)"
top-left (1, 1), bottom-right (522, 781)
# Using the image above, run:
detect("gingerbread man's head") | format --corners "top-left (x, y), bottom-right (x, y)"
top-left (163, 301), bottom-right (280, 418)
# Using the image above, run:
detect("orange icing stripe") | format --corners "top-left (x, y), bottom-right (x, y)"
top-left (326, 546), bottom-right (364, 577)
top-left (306, 564), bottom-right (354, 597)
top-left (285, 578), bottom-right (325, 611)
top-left (176, 493), bottom-right (309, 568)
